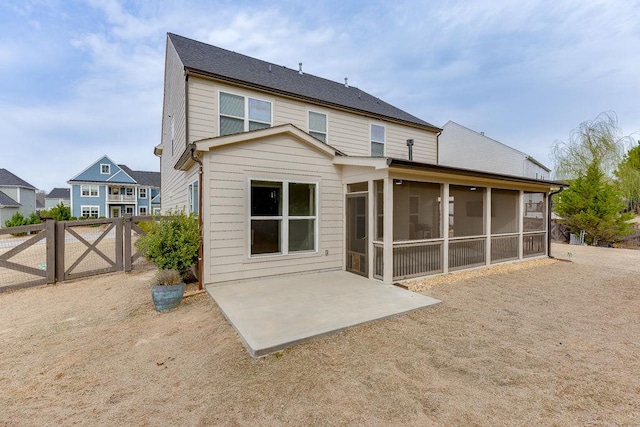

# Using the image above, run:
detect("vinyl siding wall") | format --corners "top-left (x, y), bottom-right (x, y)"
top-left (203, 134), bottom-right (343, 285)
top-left (187, 78), bottom-right (438, 163)
top-left (439, 122), bottom-right (529, 177)
top-left (160, 40), bottom-right (190, 212)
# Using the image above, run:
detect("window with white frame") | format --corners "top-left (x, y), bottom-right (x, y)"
top-left (100, 164), bottom-right (110, 174)
top-left (125, 206), bottom-right (134, 215)
top-left (139, 188), bottom-right (147, 199)
top-left (125, 188), bottom-right (134, 196)
top-left (371, 124), bottom-right (385, 157)
top-left (139, 206), bottom-right (147, 215)
top-left (81, 205), bottom-right (99, 218)
top-left (308, 111), bottom-right (327, 143)
top-left (219, 92), bottom-right (271, 136)
top-left (250, 180), bottom-right (316, 256)
top-left (153, 207), bottom-right (161, 215)
top-left (81, 185), bottom-right (99, 197)
top-left (188, 181), bottom-right (199, 215)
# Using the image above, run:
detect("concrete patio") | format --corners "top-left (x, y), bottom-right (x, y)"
top-left (206, 270), bottom-right (441, 357)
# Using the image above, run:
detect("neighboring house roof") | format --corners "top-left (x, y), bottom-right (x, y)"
top-left (118, 165), bottom-right (161, 188)
top-left (68, 155), bottom-right (159, 187)
top-left (0, 168), bottom-right (36, 189)
top-left (168, 33), bottom-right (440, 132)
top-left (0, 191), bottom-right (21, 207)
top-left (46, 187), bottom-right (70, 199)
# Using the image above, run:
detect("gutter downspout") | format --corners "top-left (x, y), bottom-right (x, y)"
top-left (547, 187), bottom-right (564, 259)
top-left (190, 146), bottom-right (204, 290)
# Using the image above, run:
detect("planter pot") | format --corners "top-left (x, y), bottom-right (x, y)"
top-left (151, 283), bottom-right (185, 312)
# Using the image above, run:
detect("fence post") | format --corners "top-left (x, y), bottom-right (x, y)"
top-left (55, 221), bottom-right (65, 282)
top-left (115, 217), bottom-right (123, 271)
top-left (124, 217), bottom-right (132, 272)
top-left (45, 220), bottom-right (56, 284)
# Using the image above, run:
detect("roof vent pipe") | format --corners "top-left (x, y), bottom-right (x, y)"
top-left (299, 62), bottom-right (303, 75)
top-left (406, 139), bottom-right (414, 161)
top-left (345, 77), bottom-right (349, 87)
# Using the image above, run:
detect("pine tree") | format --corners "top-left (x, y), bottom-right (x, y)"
top-left (555, 161), bottom-right (634, 245)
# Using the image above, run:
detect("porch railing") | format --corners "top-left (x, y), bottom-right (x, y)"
top-left (449, 237), bottom-right (486, 271)
top-left (523, 232), bottom-right (546, 257)
top-left (106, 194), bottom-right (136, 203)
top-left (491, 234), bottom-right (519, 263)
top-left (393, 240), bottom-right (443, 280)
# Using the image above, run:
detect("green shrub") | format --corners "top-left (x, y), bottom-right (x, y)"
top-left (135, 210), bottom-right (200, 274)
top-left (69, 216), bottom-right (78, 221)
top-left (40, 202), bottom-right (70, 221)
top-left (4, 212), bottom-right (42, 228)
top-left (136, 220), bottom-right (155, 234)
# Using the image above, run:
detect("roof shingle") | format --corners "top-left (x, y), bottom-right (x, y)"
top-left (0, 168), bottom-right (36, 190)
top-left (0, 191), bottom-right (21, 207)
top-left (168, 33), bottom-right (439, 131)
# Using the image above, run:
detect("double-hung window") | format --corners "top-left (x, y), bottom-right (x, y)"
top-left (188, 181), bottom-right (199, 215)
top-left (308, 111), bottom-right (327, 143)
top-left (219, 92), bottom-right (271, 136)
top-left (139, 188), bottom-right (147, 199)
top-left (100, 164), bottom-right (110, 174)
top-left (81, 206), bottom-right (99, 218)
top-left (371, 124), bottom-right (385, 157)
top-left (250, 180), bottom-right (317, 256)
top-left (81, 185), bottom-right (99, 197)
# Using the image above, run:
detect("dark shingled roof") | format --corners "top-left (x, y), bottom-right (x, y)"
top-left (168, 33), bottom-right (439, 131)
top-left (118, 165), bottom-right (161, 188)
top-left (0, 168), bottom-right (36, 190)
top-left (0, 191), bottom-right (20, 207)
top-left (46, 187), bottom-right (70, 199)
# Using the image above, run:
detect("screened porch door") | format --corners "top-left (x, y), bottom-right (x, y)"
top-left (346, 194), bottom-right (368, 276)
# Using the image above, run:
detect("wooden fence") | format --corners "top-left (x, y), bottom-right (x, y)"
top-left (0, 216), bottom-right (154, 293)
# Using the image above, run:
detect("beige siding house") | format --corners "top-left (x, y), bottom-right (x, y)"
top-left (158, 33), bottom-right (565, 286)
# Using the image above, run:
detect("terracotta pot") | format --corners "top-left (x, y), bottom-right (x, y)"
top-left (151, 283), bottom-right (185, 312)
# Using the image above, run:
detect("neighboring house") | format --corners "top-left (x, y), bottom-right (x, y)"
top-left (158, 33), bottom-right (565, 287)
top-left (68, 155), bottom-right (160, 218)
top-left (439, 121), bottom-right (551, 180)
top-left (44, 188), bottom-right (71, 209)
top-left (0, 168), bottom-right (37, 227)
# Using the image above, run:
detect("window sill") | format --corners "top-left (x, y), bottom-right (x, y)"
top-left (246, 250), bottom-right (319, 262)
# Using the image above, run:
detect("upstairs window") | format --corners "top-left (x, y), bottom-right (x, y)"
top-left (81, 185), bottom-right (99, 197)
top-left (100, 164), bottom-right (110, 174)
top-left (139, 188), bottom-right (147, 199)
top-left (308, 111), bottom-right (327, 143)
top-left (219, 92), bottom-right (272, 136)
top-left (371, 124), bottom-right (385, 157)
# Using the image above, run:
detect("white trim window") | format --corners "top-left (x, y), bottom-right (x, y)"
top-left (100, 164), bottom-right (110, 174)
top-left (371, 124), bottom-right (386, 157)
top-left (81, 185), bottom-right (99, 197)
top-left (139, 188), bottom-right (147, 199)
top-left (308, 111), bottom-right (327, 143)
top-left (153, 207), bottom-right (161, 215)
top-left (125, 188), bottom-right (134, 196)
top-left (139, 206), bottom-right (148, 215)
top-left (219, 91), bottom-right (271, 136)
top-left (125, 206), bottom-right (134, 215)
top-left (250, 180), bottom-right (317, 256)
top-left (81, 205), bottom-right (99, 218)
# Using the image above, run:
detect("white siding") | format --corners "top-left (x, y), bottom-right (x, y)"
top-left (439, 121), bottom-right (550, 179)
top-left (203, 134), bottom-right (343, 285)
top-left (187, 78), bottom-right (438, 163)
top-left (160, 39), bottom-right (190, 212)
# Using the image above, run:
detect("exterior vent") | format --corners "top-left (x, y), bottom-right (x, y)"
top-left (345, 77), bottom-right (349, 87)
top-left (299, 63), bottom-right (303, 75)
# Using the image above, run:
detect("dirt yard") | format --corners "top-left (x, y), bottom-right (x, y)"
top-left (1, 243), bottom-right (639, 425)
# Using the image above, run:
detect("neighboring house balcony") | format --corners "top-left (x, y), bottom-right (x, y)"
top-left (106, 194), bottom-right (137, 203)
top-left (107, 186), bottom-right (137, 203)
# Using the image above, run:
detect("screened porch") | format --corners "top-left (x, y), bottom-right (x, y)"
top-left (349, 179), bottom-right (548, 283)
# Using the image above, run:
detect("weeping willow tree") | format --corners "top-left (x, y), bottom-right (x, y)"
top-left (551, 111), bottom-right (634, 180)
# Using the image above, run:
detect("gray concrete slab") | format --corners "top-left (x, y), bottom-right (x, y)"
top-left (206, 270), bottom-right (441, 357)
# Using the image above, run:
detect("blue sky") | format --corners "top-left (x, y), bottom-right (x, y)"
top-left (1, 0), bottom-right (639, 191)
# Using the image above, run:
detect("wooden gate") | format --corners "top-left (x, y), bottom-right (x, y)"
top-left (0, 221), bottom-right (55, 292)
top-left (1, 216), bottom-right (154, 293)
